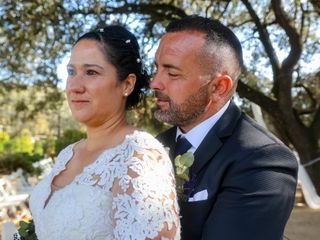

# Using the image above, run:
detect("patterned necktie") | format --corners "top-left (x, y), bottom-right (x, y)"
top-left (174, 135), bottom-right (192, 157)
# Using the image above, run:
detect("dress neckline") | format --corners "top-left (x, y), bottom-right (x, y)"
top-left (43, 130), bottom-right (143, 210)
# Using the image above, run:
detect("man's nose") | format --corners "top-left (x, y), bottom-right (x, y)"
top-left (150, 71), bottom-right (164, 91)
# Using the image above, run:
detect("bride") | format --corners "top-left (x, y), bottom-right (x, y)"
top-left (26, 25), bottom-right (180, 239)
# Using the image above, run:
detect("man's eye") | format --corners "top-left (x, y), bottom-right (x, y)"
top-left (168, 73), bottom-right (178, 77)
top-left (87, 70), bottom-right (98, 75)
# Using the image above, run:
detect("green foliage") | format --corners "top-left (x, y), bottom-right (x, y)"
top-left (33, 140), bottom-right (44, 156)
top-left (0, 130), bottom-right (10, 153)
top-left (55, 128), bottom-right (86, 153)
top-left (18, 220), bottom-right (38, 240)
top-left (7, 128), bottom-right (34, 154)
top-left (42, 136), bottom-right (56, 157)
top-left (0, 153), bottom-right (42, 175)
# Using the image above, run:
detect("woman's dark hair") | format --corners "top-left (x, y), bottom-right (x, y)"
top-left (75, 25), bottom-right (149, 109)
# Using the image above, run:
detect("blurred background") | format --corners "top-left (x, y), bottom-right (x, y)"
top-left (0, 0), bottom-right (319, 239)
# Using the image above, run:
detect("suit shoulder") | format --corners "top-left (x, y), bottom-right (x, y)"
top-left (239, 114), bottom-right (288, 148)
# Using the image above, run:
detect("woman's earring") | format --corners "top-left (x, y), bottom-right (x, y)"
top-left (124, 92), bottom-right (128, 96)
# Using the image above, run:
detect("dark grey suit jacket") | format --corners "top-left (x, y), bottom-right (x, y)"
top-left (157, 101), bottom-right (298, 240)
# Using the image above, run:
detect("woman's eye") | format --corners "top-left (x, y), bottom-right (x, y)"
top-left (87, 70), bottom-right (98, 75)
top-left (67, 68), bottom-right (74, 76)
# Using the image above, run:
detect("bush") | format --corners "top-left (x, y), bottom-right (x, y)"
top-left (7, 128), bottom-right (34, 154)
top-left (0, 130), bottom-right (10, 153)
top-left (55, 128), bottom-right (86, 153)
top-left (0, 153), bottom-right (42, 175)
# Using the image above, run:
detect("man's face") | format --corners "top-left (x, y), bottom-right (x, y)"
top-left (150, 31), bottom-right (212, 129)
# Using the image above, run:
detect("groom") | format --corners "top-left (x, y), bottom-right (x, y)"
top-left (151, 15), bottom-right (298, 240)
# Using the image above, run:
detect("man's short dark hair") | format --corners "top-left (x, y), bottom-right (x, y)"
top-left (166, 15), bottom-right (243, 80)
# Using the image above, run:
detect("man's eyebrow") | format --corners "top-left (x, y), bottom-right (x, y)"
top-left (162, 63), bottom-right (182, 71)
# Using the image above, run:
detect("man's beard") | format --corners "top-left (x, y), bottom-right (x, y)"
top-left (154, 84), bottom-right (209, 127)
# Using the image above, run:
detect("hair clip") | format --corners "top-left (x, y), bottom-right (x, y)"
top-left (125, 39), bottom-right (131, 44)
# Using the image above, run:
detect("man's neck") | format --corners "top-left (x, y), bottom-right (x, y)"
top-left (179, 100), bottom-right (230, 133)
top-left (176, 101), bottom-right (230, 151)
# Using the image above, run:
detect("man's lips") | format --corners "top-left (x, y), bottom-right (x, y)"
top-left (155, 92), bottom-right (170, 107)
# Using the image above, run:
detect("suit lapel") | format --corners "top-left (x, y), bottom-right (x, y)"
top-left (193, 101), bottom-right (242, 174)
top-left (193, 132), bottom-right (222, 174)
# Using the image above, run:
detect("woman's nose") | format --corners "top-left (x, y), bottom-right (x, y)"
top-left (66, 76), bottom-right (85, 94)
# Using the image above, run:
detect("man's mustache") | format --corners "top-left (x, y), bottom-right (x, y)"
top-left (155, 91), bottom-right (170, 102)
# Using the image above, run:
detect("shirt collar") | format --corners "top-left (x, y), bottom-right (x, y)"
top-left (176, 100), bottom-right (230, 150)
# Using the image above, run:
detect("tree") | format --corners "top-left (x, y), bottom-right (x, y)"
top-left (1, 0), bottom-right (319, 189)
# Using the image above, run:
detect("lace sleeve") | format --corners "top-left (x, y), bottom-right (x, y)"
top-left (111, 146), bottom-right (180, 240)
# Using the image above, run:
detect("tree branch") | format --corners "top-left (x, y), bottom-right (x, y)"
top-left (240, 0), bottom-right (280, 74)
top-left (311, 106), bottom-right (320, 137)
top-left (70, 3), bottom-right (187, 22)
top-left (236, 79), bottom-right (280, 117)
top-left (271, 0), bottom-right (302, 72)
top-left (309, 0), bottom-right (320, 14)
top-left (240, 0), bottom-right (281, 99)
top-left (294, 81), bottom-right (317, 114)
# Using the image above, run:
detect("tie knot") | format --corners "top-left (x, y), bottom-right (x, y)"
top-left (174, 135), bottom-right (192, 157)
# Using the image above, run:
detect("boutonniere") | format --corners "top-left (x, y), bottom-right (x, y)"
top-left (14, 220), bottom-right (38, 240)
top-left (174, 152), bottom-right (195, 201)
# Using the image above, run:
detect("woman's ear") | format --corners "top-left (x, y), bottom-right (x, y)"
top-left (123, 74), bottom-right (136, 96)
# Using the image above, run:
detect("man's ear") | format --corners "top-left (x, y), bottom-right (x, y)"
top-left (123, 73), bottom-right (136, 96)
top-left (210, 74), bottom-right (233, 100)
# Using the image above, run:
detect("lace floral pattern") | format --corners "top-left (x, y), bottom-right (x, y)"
top-left (29, 131), bottom-right (180, 240)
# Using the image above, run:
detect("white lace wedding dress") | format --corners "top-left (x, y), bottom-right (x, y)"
top-left (29, 131), bottom-right (180, 240)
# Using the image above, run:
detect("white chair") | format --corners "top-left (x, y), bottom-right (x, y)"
top-left (9, 169), bottom-right (33, 195)
top-left (0, 178), bottom-right (29, 221)
top-left (32, 157), bottom-right (53, 179)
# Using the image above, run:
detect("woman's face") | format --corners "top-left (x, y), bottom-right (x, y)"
top-left (66, 39), bottom-right (126, 127)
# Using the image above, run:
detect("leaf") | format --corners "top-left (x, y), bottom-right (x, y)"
top-left (18, 220), bottom-right (37, 240)
top-left (179, 172), bottom-right (189, 181)
top-left (179, 152), bottom-right (195, 167)
top-left (174, 155), bottom-right (183, 168)
top-left (176, 165), bottom-right (187, 175)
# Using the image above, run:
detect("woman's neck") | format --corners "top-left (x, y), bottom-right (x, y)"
top-left (84, 114), bottom-right (135, 152)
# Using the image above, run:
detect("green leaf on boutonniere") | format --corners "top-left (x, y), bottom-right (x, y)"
top-left (18, 220), bottom-right (38, 240)
top-left (174, 152), bottom-right (195, 201)
top-left (175, 152), bottom-right (194, 169)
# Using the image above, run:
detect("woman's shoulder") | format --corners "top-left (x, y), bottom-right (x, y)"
top-left (127, 130), bottom-right (168, 152)
top-left (56, 140), bottom-right (82, 160)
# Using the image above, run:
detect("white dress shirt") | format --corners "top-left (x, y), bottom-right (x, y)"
top-left (176, 101), bottom-right (230, 153)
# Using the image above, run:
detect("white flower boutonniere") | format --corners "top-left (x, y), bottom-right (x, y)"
top-left (174, 152), bottom-right (195, 201)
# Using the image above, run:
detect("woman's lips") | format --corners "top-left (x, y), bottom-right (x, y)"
top-left (71, 100), bottom-right (90, 108)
